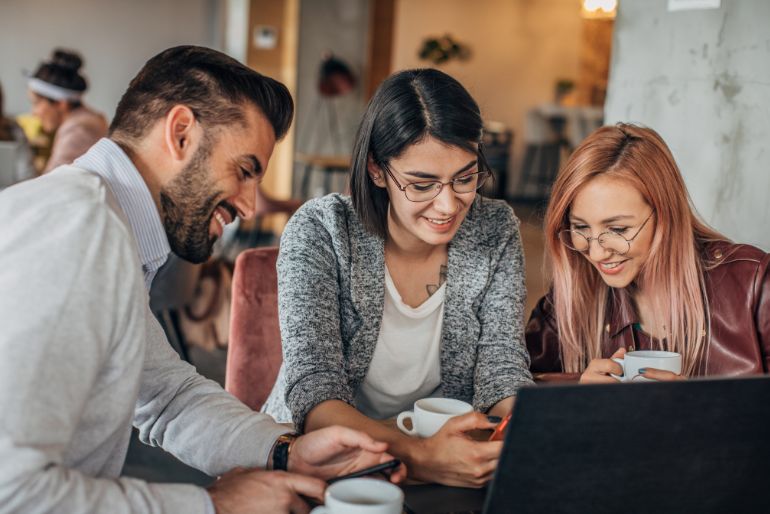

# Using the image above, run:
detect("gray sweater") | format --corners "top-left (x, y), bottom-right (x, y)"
top-left (0, 168), bottom-right (290, 513)
top-left (263, 194), bottom-right (534, 430)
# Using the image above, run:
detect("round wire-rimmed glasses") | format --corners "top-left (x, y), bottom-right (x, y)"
top-left (383, 166), bottom-right (491, 202)
top-left (558, 210), bottom-right (655, 256)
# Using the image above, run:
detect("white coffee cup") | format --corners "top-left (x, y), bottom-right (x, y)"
top-left (310, 478), bottom-right (404, 514)
top-left (396, 398), bottom-right (473, 438)
top-left (611, 350), bottom-right (682, 382)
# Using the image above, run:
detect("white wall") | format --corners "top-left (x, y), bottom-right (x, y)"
top-left (391, 0), bottom-right (582, 194)
top-left (605, 0), bottom-right (770, 249)
top-left (0, 0), bottom-right (223, 120)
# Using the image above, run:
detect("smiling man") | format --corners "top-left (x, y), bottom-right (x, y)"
top-left (0, 46), bottom-right (403, 514)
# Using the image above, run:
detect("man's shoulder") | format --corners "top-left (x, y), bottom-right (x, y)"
top-left (1, 166), bottom-right (133, 250)
top-left (5, 165), bottom-right (105, 206)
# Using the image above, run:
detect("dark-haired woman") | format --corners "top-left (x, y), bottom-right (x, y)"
top-left (263, 69), bottom-right (533, 486)
top-left (27, 49), bottom-right (107, 172)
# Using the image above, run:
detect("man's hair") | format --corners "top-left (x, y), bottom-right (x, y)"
top-left (109, 45), bottom-right (293, 143)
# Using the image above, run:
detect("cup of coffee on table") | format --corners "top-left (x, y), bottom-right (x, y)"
top-left (611, 350), bottom-right (682, 382)
top-left (396, 398), bottom-right (473, 437)
top-left (310, 478), bottom-right (403, 514)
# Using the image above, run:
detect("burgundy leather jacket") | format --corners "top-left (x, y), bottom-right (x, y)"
top-left (527, 241), bottom-right (770, 376)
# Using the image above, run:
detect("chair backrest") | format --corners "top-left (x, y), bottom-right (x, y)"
top-left (0, 141), bottom-right (22, 188)
top-left (225, 247), bottom-right (282, 411)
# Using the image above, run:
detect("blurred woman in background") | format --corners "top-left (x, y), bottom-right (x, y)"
top-left (27, 49), bottom-right (107, 172)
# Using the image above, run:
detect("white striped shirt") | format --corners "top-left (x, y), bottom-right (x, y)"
top-left (74, 138), bottom-right (170, 289)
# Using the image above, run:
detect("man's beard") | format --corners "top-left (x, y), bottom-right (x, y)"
top-left (159, 138), bottom-right (232, 264)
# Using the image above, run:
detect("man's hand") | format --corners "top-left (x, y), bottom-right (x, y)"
top-left (207, 468), bottom-right (324, 514)
top-left (288, 425), bottom-right (407, 483)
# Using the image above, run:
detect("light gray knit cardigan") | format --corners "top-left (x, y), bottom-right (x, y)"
top-left (262, 194), bottom-right (534, 430)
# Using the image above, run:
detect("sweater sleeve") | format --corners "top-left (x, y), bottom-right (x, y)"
top-left (132, 309), bottom-right (292, 476)
top-left (472, 212), bottom-right (534, 412)
top-left (0, 191), bottom-right (210, 513)
top-left (277, 205), bottom-right (354, 431)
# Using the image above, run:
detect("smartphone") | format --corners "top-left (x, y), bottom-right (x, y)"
top-left (327, 459), bottom-right (401, 484)
top-left (488, 412), bottom-right (512, 441)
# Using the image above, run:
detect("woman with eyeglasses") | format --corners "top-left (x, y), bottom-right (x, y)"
top-left (527, 123), bottom-right (769, 383)
top-left (263, 69), bottom-right (533, 486)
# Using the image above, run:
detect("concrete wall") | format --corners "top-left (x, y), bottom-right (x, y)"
top-left (391, 0), bottom-right (583, 194)
top-left (0, 0), bottom-right (223, 119)
top-left (605, 0), bottom-right (770, 249)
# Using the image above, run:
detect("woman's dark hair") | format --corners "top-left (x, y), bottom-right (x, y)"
top-left (349, 68), bottom-right (488, 238)
top-left (110, 45), bottom-right (294, 145)
top-left (32, 49), bottom-right (87, 107)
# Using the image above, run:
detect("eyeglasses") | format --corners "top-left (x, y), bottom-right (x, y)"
top-left (558, 210), bottom-right (655, 256)
top-left (383, 166), bottom-right (491, 202)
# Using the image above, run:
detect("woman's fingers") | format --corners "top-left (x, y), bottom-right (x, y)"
top-left (640, 368), bottom-right (684, 381)
top-left (441, 412), bottom-right (497, 433)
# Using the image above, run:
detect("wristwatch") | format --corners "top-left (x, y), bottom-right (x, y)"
top-left (270, 433), bottom-right (298, 471)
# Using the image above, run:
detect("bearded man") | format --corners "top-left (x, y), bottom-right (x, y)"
top-left (0, 46), bottom-right (403, 514)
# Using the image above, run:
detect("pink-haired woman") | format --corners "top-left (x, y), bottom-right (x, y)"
top-left (527, 123), bottom-right (770, 382)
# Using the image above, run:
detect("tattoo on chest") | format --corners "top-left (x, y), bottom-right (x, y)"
top-left (426, 264), bottom-right (448, 296)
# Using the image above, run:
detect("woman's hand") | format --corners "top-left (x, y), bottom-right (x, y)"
top-left (580, 348), bottom-right (685, 382)
top-left (406, 412), bottom-right (501, 488)
top-left (638, 368), bottom-right (685, 381)
top-left (579, 347), bottom-right (626, 384)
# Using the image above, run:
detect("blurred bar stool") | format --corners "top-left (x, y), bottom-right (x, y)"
top-left (482, 122), bottom-right (513, 200)
top-left (515, 105), bottom-right (603, 201)
top-left (296, 153), bottom-right (351, 199)
top-left (515, 109), bottom-right (561, 201)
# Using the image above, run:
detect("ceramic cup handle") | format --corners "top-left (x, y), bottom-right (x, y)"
top-left (396, 410), bottom-right (418, 436)
top-left (310, 507), bottom-right (328, 513)
top-left (610, 357), bottom-right (626, 382)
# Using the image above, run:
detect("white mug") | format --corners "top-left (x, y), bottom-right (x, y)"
top-left (611, 350), bottom-right (682, 382)
top-left (310, 478), bottom-right (404, 514)
top-left (396, 398), bottom-right (473, 437)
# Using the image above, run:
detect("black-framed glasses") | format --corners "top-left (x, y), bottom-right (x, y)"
top-left (558, 210), bottom-right (655, 256)
top-left (383, 166), bottom-right (491, 202)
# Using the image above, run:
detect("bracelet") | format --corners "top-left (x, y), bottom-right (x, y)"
top-left (271, 433), bottom-right (298, 471)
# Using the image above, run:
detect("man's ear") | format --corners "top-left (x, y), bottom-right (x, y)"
top-left (163, 105), bottom-right (197, 162)
top-left (367, 155), bottom-right (386, 188)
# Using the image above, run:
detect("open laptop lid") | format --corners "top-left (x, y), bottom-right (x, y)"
top-left (484, 376), bottom-right (770, 514)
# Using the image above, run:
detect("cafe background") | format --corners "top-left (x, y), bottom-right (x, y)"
top-left (1, 0), bottom-right (768, 485)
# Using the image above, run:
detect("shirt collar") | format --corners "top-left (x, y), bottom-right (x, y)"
top-left (74, 138), bottom-right (171, 280)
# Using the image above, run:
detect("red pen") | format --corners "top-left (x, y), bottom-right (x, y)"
top-left (488, 412), bottom-right (512, 441)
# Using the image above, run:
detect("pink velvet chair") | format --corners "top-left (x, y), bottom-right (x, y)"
top-left (225, 247), bottom-right (282, 411)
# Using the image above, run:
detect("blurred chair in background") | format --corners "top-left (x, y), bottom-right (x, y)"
top-left (515, 105), bottom-right (603, 201)
top-left (481, 121), bottom-right (513, 200)
top-left (225, 247), bottom-right (282, 411)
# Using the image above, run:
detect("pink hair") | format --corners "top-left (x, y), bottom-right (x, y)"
top-left (544, 124), bottom-right (726, 375)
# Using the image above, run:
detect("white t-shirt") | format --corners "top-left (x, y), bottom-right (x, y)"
top-left (355, 266), bottom-right (446, 419)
